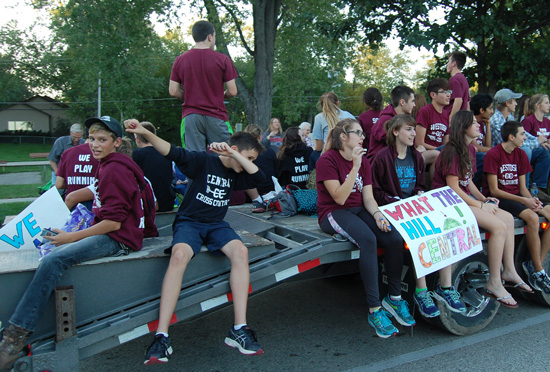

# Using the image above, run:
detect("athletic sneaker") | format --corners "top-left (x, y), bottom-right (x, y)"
top-left (224, 326), bottom-right (264, 355)
top-left (251, 200), bottom-right (266, 213)
top-left (143, 334), bottom-right (173, 365)
top-left (523, 260), bottom-right (542, 291)
top-left (433, 286), bottom-right (466, 313)
top-left (382, 295), bottom-right (416, 326)
top-left (413, 290), bottom-right (440, 318)
top-left (368, 308), bottom-right (399, 338)
top-left (538, 273), bottom-right (550, 294)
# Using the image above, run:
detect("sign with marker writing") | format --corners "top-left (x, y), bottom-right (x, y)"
top-left (0, 187), bottom-right (70, 252)
top-left (380, 186), bottom-right (482, 278)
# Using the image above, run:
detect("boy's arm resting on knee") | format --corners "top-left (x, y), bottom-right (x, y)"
top-left (124, 119), bottom-right (171, 156)
top-left (48, 219), bottom-right (121, 246)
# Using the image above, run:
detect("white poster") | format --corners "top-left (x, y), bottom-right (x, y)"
top-left (0, 187), bottom-right (70, 252)
top-left (380, 186), bottom-right (483, 278)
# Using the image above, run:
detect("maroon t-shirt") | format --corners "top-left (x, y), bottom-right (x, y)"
top-left (444, 73), bottom-right (470, 114)
top-left (57, 143), bottom-right (99, 195)
top-left (433, 144), bottom-right (476, 195)
top-left (358, 109), bottom-right (381, 148)
top-left (316, 149), bottom-right (372, 224)
top-left (170, 48), bottom-right (238, 121)
top-left (522, 114), bottom-right (550, 138)
top-left (476, 117), bottom-right (486, 147)
top-left (416, 104), bottom-right (449, 147)
top-left (482, 144), bottom-right (531, 196)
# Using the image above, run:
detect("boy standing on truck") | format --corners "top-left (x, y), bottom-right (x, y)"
top-left (123, 119), bottom-right (266, 364)
top-left (483, 120), bottom-right (550, 293)
top-left (0, 116), bottom-right (148, 371)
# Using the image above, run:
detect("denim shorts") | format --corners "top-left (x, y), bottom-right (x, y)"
top-left (171, 216), bottom-right (241, 255)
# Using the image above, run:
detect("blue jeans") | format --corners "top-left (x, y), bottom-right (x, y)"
top-left (10, 235), bottom-right (124, 331)
top-left (473, 151), bottom-right (486, 188)
top-left (522, 146), bottom-right (550, 189)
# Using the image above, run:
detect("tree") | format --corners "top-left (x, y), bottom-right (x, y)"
top-left (342, 0), bottom-right (550, 94)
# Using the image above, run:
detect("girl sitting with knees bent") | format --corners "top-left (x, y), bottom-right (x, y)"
top-left (316, 118), bottom-right (414, 338)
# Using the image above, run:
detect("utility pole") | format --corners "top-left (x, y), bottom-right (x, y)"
top-left (97, 71), bottom-right (102, 117)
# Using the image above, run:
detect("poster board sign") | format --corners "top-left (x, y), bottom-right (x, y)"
top-left (0, 187), bottom-right (70, 252)
top-left (380, 186), bottom-right (482, 278)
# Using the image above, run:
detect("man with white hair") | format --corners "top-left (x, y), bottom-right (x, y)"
top-left (48, 123), bottom-right (85, 184)
top-left (299, 121), bottom-right (314, 148)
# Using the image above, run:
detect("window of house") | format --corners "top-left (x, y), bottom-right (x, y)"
top-left (8, 121), bottom-right (34, 131)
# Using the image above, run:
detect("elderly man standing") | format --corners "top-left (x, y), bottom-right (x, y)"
top-left (48, 123), bottom-right (85, 184)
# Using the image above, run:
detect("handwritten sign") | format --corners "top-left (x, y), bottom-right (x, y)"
top-left (380, 186), bottom-right (482, 278)
top-left (0, 187), bottom-right (70, 252)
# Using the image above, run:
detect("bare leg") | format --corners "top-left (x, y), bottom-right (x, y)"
top-left (245, 188), bottom-right (260, 201)
top-left (157, 244), bottom-right (194, 334)
top-left (438, 265), bottom-right (453, 288)
top-left (221, 240), bottom-right (250, 325)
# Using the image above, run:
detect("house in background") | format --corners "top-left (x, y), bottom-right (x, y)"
top-left (0, 96), bottom-right (73, 133)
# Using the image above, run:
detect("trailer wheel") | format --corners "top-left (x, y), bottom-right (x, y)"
top-left (514, 236), bottom-right (550, 306)
top-left (428, 253), bottom-right (499, 335)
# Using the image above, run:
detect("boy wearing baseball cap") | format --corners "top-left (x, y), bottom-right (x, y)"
top-left (0, 116), bottom-right (150, 370)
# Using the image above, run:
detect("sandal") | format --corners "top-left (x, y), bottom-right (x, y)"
top-left (503, 281), bottom-right (534, 294)
top-left (483, 289), bottom-right (519, 309)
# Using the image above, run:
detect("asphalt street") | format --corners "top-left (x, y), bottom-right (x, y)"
top-left (81, 274), bottom-right (550, 372)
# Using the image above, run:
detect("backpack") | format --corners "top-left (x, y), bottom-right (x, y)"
top-left (267, 184), bottom-right (299, 218)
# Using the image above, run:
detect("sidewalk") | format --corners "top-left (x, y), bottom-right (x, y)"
top-left (0, 197), bottom-right (39, 205)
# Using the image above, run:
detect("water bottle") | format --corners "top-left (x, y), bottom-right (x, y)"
top-left (531, 183), bottom-right (539, 198)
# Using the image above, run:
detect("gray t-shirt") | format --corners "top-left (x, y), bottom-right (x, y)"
top-left (394, 148), bottom-right (416, 198)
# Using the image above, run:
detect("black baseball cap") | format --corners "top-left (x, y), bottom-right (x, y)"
top-left (84, 116), bottom-right (123, 138)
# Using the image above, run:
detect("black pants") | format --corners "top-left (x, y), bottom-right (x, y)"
top-left (321, 206), bottom-right (404, 308)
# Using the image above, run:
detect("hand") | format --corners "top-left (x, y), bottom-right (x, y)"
top-left (43, 229), bottom-right (74, 247)
top-left (270, 130), bottom-right (278, 137)
top-left (542, 142), bottom-right (550, 150)
top-left (485, 197), bottom-right (499, 206)
top-left (351, 146), bottom-right (365, 168)
top-left (124, 119), bottom-right (146, 135)
top-left (209, 142), bottom-right (235, 157)
top-left (481, 202), bottom-right (498, 214)
top-left (375, 214), bottom-right (392, 232)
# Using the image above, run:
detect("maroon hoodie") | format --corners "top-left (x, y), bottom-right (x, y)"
top-left (92, 152), bottom-right (154, 251)
top-left (371, 145), bottom-right (426, 206)
top-left (367, 105), bottom-right (397, 163)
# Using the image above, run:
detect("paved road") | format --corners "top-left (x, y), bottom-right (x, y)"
top-left (81, 274), bottom-right (550, 372)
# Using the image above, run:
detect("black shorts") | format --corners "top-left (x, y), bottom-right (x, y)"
top-left (497, 198), bottom-right (529, 217)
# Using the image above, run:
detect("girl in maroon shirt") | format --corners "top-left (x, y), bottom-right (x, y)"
top-left (316, 118), bottom-right (414, 338)
top-left (434, 111), bottom-right (527, 308)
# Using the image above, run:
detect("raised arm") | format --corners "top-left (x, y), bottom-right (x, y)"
top-left (124, 119), bottom-right (171, 156)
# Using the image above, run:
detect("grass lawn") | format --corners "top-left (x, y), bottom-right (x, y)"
top-left (0, 202), bottom-right (33, 226)
top-left (0, 184), bottom-right (43, 199)
top-left (0, 143), bottom-right (52, 162)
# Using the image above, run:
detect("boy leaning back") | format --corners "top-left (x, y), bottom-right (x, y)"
top-left (0, 116), bottom-right (148, 371)
top-left (123, 120), bottom-right (266, 364)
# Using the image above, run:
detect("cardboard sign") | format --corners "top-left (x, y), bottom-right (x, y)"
top-left (0, 187), bottom-right (70, 252)
top-left (380, 186), bottom-right (482, 278)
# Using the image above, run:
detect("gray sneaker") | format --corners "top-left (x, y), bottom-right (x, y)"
top-left (522, 260), bottom-right (542, 291)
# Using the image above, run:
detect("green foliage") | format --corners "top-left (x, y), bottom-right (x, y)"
top-left (0, 143), bottom-right (52, 162)
top-left (0, 202), bottom-right (34, 226)
top-left (0, 23), bottom-right (32, 108)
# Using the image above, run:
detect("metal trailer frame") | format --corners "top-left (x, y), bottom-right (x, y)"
top-left (0, 208), bottom-right (546, 372)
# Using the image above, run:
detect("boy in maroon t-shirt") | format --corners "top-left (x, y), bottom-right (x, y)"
top-left (169, 20), bottom-right (239, 151)
top-left (445, 51), bottom-right (470, 121)
top-left (483, 121), bottom-right (550, 294)
top-left (416, 78), bottom-right (451, 151)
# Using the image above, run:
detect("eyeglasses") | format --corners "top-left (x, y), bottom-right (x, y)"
top-left (437, 90), bottom-right (453, 95)
top-left (345, 130), bottom-right (365, 138)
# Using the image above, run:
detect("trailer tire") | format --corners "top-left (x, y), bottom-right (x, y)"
top-left (514, 236), bottom-right (550, 306)
top-left (428, 253), bottom-right (499, 336)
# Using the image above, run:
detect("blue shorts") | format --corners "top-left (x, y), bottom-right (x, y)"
top-left (171, 215), bottom-right (241, 255)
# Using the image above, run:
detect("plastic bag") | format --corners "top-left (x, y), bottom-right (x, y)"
top-left (38, 203), bottom-right (95, 260)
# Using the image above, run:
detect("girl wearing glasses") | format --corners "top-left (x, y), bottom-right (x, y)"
top-left (316, 118), bottom-right (414, 339)
top-left (372, 114), bottom-right (466, 318)
top-left (433, 110), bottom-right (528, 308)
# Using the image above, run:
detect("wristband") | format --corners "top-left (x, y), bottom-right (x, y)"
top-left (373, 211), bottom-right (383, 218)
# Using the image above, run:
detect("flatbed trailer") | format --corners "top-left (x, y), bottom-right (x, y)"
top-left (0, 205), bottom-right (549, 372)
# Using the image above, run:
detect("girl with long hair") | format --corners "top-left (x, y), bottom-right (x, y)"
top-left (262, 117), bottom-right (284, 151)
top-left (276, 127), bottom-right (312, 189)
top-left (372, 114), bottom-right (466, 318)
top-left (311, 92), bottom-right (355, 152)
top-left (316, 118), bottom-right (415, 338)
top-left (358, 87), bottom-right (383, 147)
top-left (433, 110), bottom-right (527, 308)
top-left (522, 94), bottom-right (550, 139)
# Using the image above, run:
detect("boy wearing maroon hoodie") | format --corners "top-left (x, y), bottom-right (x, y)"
top-left (0, 116), bottom-right (148, 371)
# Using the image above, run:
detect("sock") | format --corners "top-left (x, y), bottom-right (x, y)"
top-left (441, 286), bottom-right (451, 291)
top-left (416, 287), bottom-right (428, 295)
top-left (253, 196), bottom-right (263, 203)
top-left (156, 332), bottom-right (168, 338)
top-left (234, 324), bottom-right (247, 331)
top-left (536, 270), bottom-right (546, 277)
top-left (369, 306), bottom-right (381, 314)
top-left (389, 295), bottom-right (402, 302)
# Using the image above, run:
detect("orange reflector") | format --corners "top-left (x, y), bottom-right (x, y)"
top-left (404, 242), bottom-right (410, 250)
top-left (541, 222), bottom-right (549, 231)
